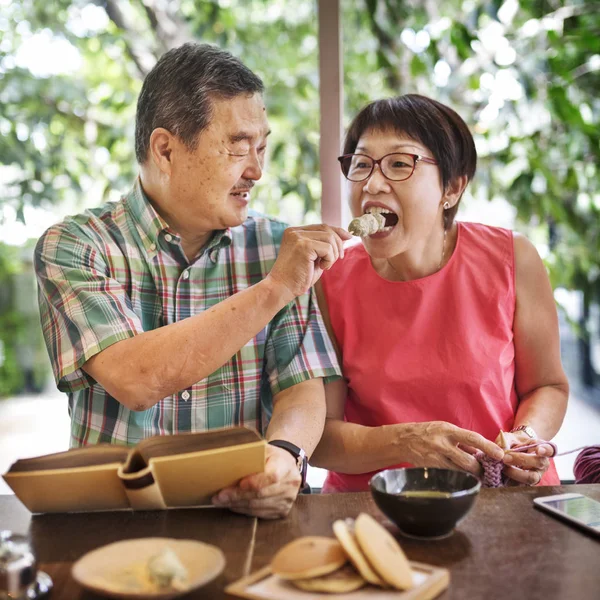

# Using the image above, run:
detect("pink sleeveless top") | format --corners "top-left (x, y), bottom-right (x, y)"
top-left (320, 222), bottom-right (559, 492)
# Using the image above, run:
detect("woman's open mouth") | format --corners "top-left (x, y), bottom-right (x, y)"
top-left (365, 206), bottom-right (399, 232)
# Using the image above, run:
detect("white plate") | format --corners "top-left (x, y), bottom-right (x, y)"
top-left (72, 537), bottom-right (226, 599)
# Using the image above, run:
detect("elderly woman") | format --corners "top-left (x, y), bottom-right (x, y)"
top-left (311, 94), bottom-right (569, 492)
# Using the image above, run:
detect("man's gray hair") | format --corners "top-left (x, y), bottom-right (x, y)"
top-left (135, 43), bottom-right (264, 163)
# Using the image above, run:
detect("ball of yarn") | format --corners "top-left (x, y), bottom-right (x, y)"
top-left (573, 445), bottom-right (600, 484)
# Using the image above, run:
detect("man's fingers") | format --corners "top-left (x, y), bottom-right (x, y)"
top-left (238, 472), bottom-right (278, 491)
top-left (212, 482), bottom-right (278, 506)
top-left (297, 231), bottom-right (341, 262)
top-left (295, 226), bottom-right (350, 262)
top-left (330, 225), bottom-right (353, 241)
top-left (221, 471), bottom-right (285, 500)
top-left (303, 224), bottom-right (352, 242)
top-left (216, 483), bottom-right (296, 517)
top-left (307, 239), bottom-right (337, 271)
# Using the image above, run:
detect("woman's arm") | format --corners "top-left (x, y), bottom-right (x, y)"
top-left (309, 282), bottom-right (504, 475)
top-left (502, 233), bottom-right (569, 484)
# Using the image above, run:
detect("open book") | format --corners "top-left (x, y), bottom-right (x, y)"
top-left (3, 427), bottom-right (266, 514)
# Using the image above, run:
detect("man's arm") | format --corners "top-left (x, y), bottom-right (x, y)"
top-left (81, 224), bottom-right (350, 411)
top-left (210, 274), bottom-right (341, 519)
top-left (83, 279), bottom-right (289, 410)
top-left (264, 377), bottom-right (327, 455)
top-left (212, 378), bottom-right (326, 519)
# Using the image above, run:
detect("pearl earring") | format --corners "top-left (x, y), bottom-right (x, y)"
top-left (443, 201), bottom-right (450, 210)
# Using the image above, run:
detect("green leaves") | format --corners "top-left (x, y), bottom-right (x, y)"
top-left (1, 0), bottom-right (599, 304)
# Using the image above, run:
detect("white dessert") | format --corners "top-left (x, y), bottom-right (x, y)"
top-left (147, 547), bottom-right (189, 591)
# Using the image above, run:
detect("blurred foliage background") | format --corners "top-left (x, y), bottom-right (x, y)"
top-left (0, 0), bottom-right (599, 395)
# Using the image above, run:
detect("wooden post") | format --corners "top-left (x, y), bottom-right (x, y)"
top-left (318, 0), bottom-right (346, 227)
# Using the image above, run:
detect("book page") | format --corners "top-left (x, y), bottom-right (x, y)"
top-left (7, 445), bottom-right (129, 472)
top-left (137, 427), bottom-right (262, 461)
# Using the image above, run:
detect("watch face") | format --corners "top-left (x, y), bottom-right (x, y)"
top-left (512, 425), bottom-right (535, 438)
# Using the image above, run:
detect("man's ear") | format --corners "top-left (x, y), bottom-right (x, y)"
top-left (442, 175), bottom-right (468, 209)
top-left (148, 128), bottom-right (175, 176)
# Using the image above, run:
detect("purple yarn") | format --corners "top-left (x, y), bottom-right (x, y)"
top-left (476, 441), bottom-right (558, 488)
top-left (573, 445), bottom-right (600, 484)
top-left (477, 452), bottom-right (506, 487)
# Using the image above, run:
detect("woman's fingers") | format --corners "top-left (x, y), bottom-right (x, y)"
top-left (445, 447), bottom-right (482, 475)
top-left (503, 465), bottom-right (542, 486)
top-left (535, 443), bottom-right (556, 457)
top-left (457, 443), bottom-right (480, 456)
top-left (504, 452), bottom-right (549, 472)
top-left (452, 429), bottom-right (504, 461)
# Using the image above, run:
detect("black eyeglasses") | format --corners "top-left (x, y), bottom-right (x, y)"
top-left (337, 152), bottom-right (438, 182)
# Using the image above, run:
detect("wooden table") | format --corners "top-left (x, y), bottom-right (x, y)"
top-left (1, 484), bottom-right (599, 599)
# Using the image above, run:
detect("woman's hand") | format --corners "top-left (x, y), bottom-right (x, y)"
top-left (498, 430), bottom-right (553, 486)
top-left (401, 421), bottom-right (505, 476)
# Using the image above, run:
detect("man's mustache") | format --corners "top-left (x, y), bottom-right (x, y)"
top-left (232, 181), bottom-right (255, 191)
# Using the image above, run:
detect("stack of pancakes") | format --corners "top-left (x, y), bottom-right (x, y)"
top-left (270, 513), bottom-right (414, 593)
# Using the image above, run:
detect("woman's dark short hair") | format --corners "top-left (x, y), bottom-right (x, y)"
top-left (343, 94), bottom-right (477, 229)
top-left (135, 43), bottom-right (264, 164)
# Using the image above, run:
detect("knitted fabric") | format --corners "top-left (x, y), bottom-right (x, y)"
top-left (476, 441), bottom-right (558, 488)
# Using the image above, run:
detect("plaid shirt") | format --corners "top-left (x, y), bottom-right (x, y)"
top-left (35, 179), bottom-right (341, 447)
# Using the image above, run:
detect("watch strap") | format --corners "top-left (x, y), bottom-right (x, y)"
top-left (268, 440), bottom-right (308, 488)
top-left (510, 425), bottom-right (537, 439)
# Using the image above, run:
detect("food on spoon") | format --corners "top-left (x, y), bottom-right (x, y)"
top-left (348, 212), bottom-right (385, 237)
top-left (348, 206), bottom-right (399, 237)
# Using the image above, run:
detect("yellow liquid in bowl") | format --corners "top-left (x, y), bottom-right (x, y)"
top-left (398, 491), bottom-right (453, 499)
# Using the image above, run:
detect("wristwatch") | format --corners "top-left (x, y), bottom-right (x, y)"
top-left (510, 425), bottom-right (537, 439)
top-left (268, 440), bottom-right (308, 488)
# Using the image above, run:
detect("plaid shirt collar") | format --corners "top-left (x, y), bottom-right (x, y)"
top-left (125, 177), bottom-right (232, 263)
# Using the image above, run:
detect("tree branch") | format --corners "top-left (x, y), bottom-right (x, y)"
top-left (103, 0), bottom-right (157, 77)
top-left (139, 0), bottom-right (195, 50)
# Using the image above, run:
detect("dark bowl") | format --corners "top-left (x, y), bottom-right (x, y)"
top-left (369, 468), bottom-right (481, 539)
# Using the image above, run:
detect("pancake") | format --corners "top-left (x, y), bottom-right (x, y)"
top-left (333, 518), bottom-right (385, 586)
top-left (354, 513), bottom-right (414, 590)
top-left (291, 563), bottom-right (366, 593)
top-left (270, 536), bottom-right (347, 580)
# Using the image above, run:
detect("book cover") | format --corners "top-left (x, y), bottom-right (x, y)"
top-left (3, 427), bottom-right (266, 513)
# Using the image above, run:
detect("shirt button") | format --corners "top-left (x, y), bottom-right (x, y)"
top-left (164, 234), bottom-right (173, 243)
top-left (182, 269), bottom-right (190, 280)
top-left (149, 243), bottom-right (156, 252)
top-left (181, 390), bottom-right (190, 401)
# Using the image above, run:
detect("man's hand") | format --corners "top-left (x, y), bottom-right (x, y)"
top-left (266, 225), bottom-right (352, 303)
top-left (211, 444), bottom-right (302, 519)
top-left (498, 430), bottom-right (552, 486)
top-left (400, 421), bottom-right (505, 476)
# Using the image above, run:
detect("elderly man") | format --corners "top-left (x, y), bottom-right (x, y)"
top-left (35, 43), bottom-right (349, 519)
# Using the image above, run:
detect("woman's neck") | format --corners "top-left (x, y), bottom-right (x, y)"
top-left (372, 223), bottom-right (457, 282)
